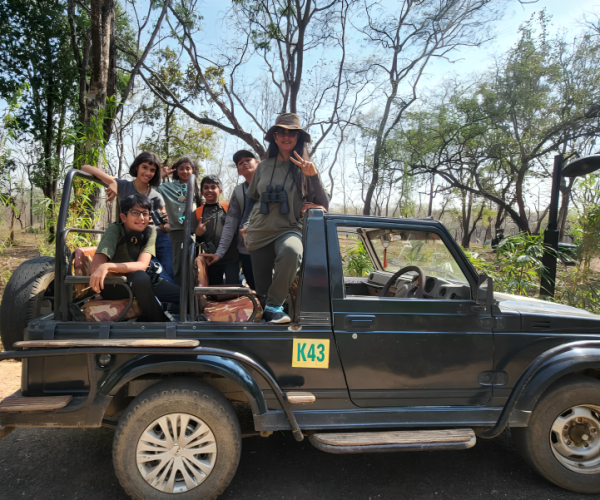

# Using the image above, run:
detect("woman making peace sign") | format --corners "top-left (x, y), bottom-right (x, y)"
top-left (245, 114), bottom-right (329, 323)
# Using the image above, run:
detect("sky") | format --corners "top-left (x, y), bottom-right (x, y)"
top-left (180, 0), bottom-right (599, 208)
top-left (3, 0), bottom-right (599, 211)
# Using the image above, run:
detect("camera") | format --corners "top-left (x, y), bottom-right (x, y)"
top-left (260, 185), bottom-right (289, 214)
top-left (200, 241), bottom-right (217, 254)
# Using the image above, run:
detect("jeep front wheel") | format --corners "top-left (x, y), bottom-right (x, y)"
top-left (512, 374), bottom-right (600, 493)
top-left (113, 378), bottom-right (241, 500)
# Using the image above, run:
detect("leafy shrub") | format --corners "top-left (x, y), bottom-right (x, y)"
top-left (343, 238), bottom-right (373, 277)
top-left (555, 268), bottom-right (600, 314)
top-left (466, 233), bottom-right (565, 296)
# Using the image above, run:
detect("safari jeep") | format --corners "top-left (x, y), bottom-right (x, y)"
top-left (1, 169), bottom-right (600, 499)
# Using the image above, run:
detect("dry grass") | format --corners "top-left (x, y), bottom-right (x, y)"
top-left (0, 229), bottom-right (42, 394)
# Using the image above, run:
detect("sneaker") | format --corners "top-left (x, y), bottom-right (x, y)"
top-left (263, 306), bottom-right (291, 324)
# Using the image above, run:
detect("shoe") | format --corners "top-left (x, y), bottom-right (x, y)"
top-left (263, 306), bottom-right (291, 324)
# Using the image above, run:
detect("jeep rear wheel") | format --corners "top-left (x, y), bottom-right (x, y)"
top-left (113, 378), bottom-right (241, 500)
top-left (0, 256), bottom-right (55, 350)
top-left (512, 374), bottom-right (600, 493)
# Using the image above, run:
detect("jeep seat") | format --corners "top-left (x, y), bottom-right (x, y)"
top-left (195, 255), bottom-right (263, 322)
top-left (71, 246), bottom-right (142, 322)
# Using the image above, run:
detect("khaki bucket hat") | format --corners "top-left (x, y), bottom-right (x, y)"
top-left (264, 113), bottom-right (311, 143)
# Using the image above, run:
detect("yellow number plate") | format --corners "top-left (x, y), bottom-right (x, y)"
top-left (292, 339), bottom-right (330, 369)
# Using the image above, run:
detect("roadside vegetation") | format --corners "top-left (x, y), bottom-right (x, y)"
top-left (0, 1), bottom-right (599, 318)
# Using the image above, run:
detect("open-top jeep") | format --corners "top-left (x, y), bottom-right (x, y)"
top-left (1, 169), bottom-right (600, 499)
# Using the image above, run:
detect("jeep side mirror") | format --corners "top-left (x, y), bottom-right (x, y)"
top-left (475, 274), bottom-right (494, 314)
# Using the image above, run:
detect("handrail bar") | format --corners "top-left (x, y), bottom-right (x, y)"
top-left (55, 169), bottom-right (110, 320)
top-left (179, 175), bottom-right (196, 322)
top-left (64, 276), bottom-right (134, 322)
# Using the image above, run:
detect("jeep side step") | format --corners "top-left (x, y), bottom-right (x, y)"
top-left (0, 393), bottom-right (73, 412)
top-left (309, 429), bottom-right (476, 454)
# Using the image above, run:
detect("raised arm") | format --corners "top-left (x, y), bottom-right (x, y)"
top-left (289, 152), bottom-right (329, 210)
top-left (81, 165), bottom-right (118, 202)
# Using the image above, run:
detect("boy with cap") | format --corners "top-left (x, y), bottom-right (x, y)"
top-left (203, 150), bottom-right (258, 289)
top-left (90, 193), bottom-right (180, 322)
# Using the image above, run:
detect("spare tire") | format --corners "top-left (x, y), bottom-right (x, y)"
top-left (0, 256), bottom-right (55, 350)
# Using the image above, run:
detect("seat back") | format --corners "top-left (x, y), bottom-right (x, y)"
top-left (72, 246), bottom-right (141, 322)
top-left (81, 298), bottom-right (141, 322)
top-left (72, 246), bottom-right (97, 299)
top-left (195, 255), bottom-right (262, 322)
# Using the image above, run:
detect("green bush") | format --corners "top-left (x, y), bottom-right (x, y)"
top-left (343, 239), bottom-right (373, 277)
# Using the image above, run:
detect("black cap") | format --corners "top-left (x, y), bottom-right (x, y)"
top-left (233, 150), bottom-right (257, 166)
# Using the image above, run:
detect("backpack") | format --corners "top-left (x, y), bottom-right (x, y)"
top-left (194, 202), bottom-right (229, 220)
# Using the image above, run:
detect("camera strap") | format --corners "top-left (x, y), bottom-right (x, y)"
top-left (267, 157), bottom-right (293, 194)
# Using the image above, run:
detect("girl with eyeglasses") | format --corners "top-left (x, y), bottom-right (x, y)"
top-left (244, 114), bottom-right (329, 323)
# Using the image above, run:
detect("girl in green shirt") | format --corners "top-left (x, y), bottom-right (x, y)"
top-left (246, 113), bottom-right (329, 323)
top-left (158, 157), bottom-right (203, 286)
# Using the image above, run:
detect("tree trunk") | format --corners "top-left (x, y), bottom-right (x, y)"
top-left (558, 177), bottom-right (574, 242)
top-left (88, 0), bottom-right (115, 156)
top-left (461, 190), bottom-right (473, 248)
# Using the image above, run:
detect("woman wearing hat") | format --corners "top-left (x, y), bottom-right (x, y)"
top-left (245, 113), bottom-right (329, 323)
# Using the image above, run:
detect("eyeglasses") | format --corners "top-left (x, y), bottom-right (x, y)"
top-left (274, 129), bottom-right (300, 138)
top-left (126, 210), bottom-right (150, 219)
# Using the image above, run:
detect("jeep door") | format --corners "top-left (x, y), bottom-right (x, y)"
top-left (326, 219), bottom-right (494, 408)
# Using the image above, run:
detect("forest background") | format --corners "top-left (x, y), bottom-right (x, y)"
top-left (0, 0), bottom-right (600, 312)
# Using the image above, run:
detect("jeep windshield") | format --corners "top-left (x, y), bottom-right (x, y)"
top-left (367, 229), bottom-right (469, 284)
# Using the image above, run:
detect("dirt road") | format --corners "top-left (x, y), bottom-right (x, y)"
top-left (0, 427), bottom-right (590, 499)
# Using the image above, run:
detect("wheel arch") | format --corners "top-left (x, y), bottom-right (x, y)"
top-left (102, 354), bottom-right (268, 416)
top-left (515, 347), bottom-right (600, 414)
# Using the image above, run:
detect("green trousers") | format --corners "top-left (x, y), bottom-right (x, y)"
top-left (249, 233), bottom-right (302, 307)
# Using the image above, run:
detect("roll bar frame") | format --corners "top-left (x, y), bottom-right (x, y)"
top-left (55, 170), bottom-right (109, 321)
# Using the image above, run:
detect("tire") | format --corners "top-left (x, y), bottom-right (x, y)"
top-left (512, 374), bottom-right (600, 493)
top-left (0, 256), bottom-right (55, 350)
top-left (113, 378), bottom-right (242, 500)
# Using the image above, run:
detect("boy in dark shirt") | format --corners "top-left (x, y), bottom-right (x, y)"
top-left (195, 175), bottom-right (239, 285)
top-left (90, 193), bottom-right (180, 322)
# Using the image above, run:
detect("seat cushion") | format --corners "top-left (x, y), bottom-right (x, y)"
top-left (203, 296), bottom-right (262, 322)
top-left (73, 246), bottom-right (97, 299)
top-left (81, 298), bottom-right (141, 322)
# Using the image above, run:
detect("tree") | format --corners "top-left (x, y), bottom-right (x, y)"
top-left (132, 0), bottom-right (366, 169)
top-left (401, 14), bottom-right (600, 234)
top-left (359, 0), bottom-right (502, 216)
top-left (0, 0), bottom-right (78, 214)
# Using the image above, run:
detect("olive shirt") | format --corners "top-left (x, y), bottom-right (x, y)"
top-left (96, 223), bottom-right (157, 264)
top-left (245, 157), bottom-right (328, 251)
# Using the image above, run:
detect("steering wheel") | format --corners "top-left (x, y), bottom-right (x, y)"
top-left (380, 266), bottom-right (425, 298)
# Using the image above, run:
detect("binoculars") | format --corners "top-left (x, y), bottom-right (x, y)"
top-left (260, 185), bottom-right (289, 214)
top-left (151, 209), bottom-right (168, 227)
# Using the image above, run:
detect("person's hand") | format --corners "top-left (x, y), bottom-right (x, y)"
top-left (290, 151), bottom-right (318, 176)
top-left (90, 264), bottom-right (110, 293)
top-left (161, 166), bottom-right (176, 179)
top-left (195, 219), bottom-right (210, 237)
top-left (161, 223), bottom-right (171, 233)
top-left (301, 203), bottom-right (328, 214)
top-left (204, 254), bottom-right (221, 266)
top-left (239, 227), bottom-right (248, 250)
top-left (106, 180), bottom-right (118, 203)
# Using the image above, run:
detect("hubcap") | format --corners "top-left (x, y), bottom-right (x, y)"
top-left (136, 413), bottom-right (217, 493)
top-left (550, 405), bottom-right (600, 474)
